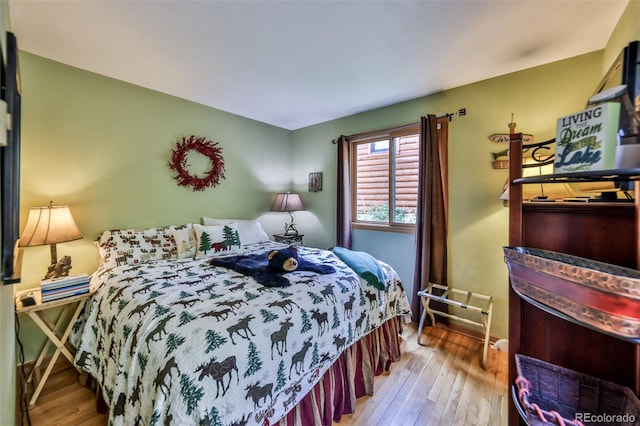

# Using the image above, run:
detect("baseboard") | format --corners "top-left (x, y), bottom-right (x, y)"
top-left (423, 319), bottom-right (501, 346)
top-left (15, 353), bottom-right (69, 381)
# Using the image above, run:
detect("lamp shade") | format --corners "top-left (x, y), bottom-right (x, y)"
top-left (270, 192), bottom-right (305, 212)
top-left (19, 204), bottom-right (83, 247)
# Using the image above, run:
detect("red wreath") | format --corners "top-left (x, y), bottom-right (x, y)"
top-left (168, 135), bottom-right (226, 191)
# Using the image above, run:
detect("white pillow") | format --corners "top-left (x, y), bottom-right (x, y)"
top-left (193, 223), bottom-right (242, 259)
top-left (172, 224), bottom-right (197, 259)
top-left (201, 217), bottom-right (270, 245)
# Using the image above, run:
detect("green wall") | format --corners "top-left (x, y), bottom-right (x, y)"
top-left (17, 52), bottom-right (293, 285)
top-left (291, 51), bottom-right (604, 339)
top-left (15, 53), bottom-right (293, 361)
top-left (604, 0), bottom-right (640, 73)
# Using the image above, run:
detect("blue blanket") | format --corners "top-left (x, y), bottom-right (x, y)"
top-left (209, 252), bottom-right (335, 287)
top-left (331, 247), bottom-right (386, 290)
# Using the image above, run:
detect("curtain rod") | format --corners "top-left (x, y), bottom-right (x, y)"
top-left (437, 108), bottom-right (467, 121)
top-left (331, 108), bottom-right (466, 144)
top-left (331, 121), bottom-right (418, 144)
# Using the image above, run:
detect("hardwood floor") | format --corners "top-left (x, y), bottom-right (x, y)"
top-left (335, 323), bottom-right (508, 426)
top-left (15, 362), bottom-right (108, 426)
top-left (18, 323), bottom-right (507, 426)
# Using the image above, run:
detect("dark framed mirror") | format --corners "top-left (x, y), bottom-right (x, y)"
top-left (1, 31), bottom-right (22, 284)
top-left (593, 40), bottom-right (639, 109)
top-left (622, 40), bottom-right (639, 113)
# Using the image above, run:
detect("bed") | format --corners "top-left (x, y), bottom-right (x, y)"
top-left (70, 220), bottom-right (411, 426)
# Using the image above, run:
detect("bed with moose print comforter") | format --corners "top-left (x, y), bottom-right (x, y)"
top-left (72, 241), bottom-right (411, 426)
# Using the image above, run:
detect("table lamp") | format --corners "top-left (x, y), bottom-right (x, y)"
top-left (270, 192), bottom-right (305, 235)
top-left (19, 202), bottom-right (83, 279)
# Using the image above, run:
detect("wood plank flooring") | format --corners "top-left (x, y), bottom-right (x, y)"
top-left (334, 323), bottom-right (507, 426)
top-left (17, 323), bottom-right (507, 426)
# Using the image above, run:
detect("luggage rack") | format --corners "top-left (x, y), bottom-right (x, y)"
top-left (417, 283), bottom-right (494, 369)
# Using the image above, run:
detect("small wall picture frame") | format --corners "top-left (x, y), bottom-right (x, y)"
top-left (308, 172), bottom-right (323, 192)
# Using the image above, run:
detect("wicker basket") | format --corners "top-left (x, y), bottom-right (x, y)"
top-left (503, 246), bottom-right (640, 342)
top-left (515, 354), bottom-right (640, 426)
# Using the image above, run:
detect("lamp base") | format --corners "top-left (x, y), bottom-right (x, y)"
top-left (284, 223), bottom-right (299, 236)
top-left (44, 255), bottom-right (73, 280)
top-left (284, 211), bottom-right (299, 236)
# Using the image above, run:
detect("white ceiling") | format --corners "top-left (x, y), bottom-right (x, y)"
top-left (8, 0), bottom-right (629, 130)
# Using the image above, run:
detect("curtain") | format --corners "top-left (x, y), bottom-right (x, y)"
top-left (411, 115), bottom-right (449, 322)
top-left (336, 135), bottom-right (352, 248)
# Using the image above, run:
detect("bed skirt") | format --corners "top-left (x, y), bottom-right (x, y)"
top-left (273, 316), bottom-right (404, 426)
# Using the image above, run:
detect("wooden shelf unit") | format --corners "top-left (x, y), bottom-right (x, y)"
top-left (507, 133), bottom-right (640, 426)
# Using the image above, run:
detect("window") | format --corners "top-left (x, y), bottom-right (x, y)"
top-left (351, 124), bottom-right (419, 231)
top-left (370, 140), bottom-right (389, 153)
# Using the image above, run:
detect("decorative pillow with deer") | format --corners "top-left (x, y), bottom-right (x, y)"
top-left (95, 225), bottom-right (189, 268)
top-left (193, 223), bottom-right (242, 259)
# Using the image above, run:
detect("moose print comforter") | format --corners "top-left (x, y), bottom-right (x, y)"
top-left (72, 241), bottom-right (411, 426)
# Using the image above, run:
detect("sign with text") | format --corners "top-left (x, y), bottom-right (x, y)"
top-left (554, 103), bottom-right (620, 173)
top-left (488, 133), bottom-right (534, 144)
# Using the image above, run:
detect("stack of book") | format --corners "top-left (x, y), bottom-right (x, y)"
top-left (40, 273), bottom-right (90, 303)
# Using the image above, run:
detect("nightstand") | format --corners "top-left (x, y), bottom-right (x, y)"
top-left (273, 233), bottom-right (304, 245)
top-left (15, 287), bottom-right (93, 406)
